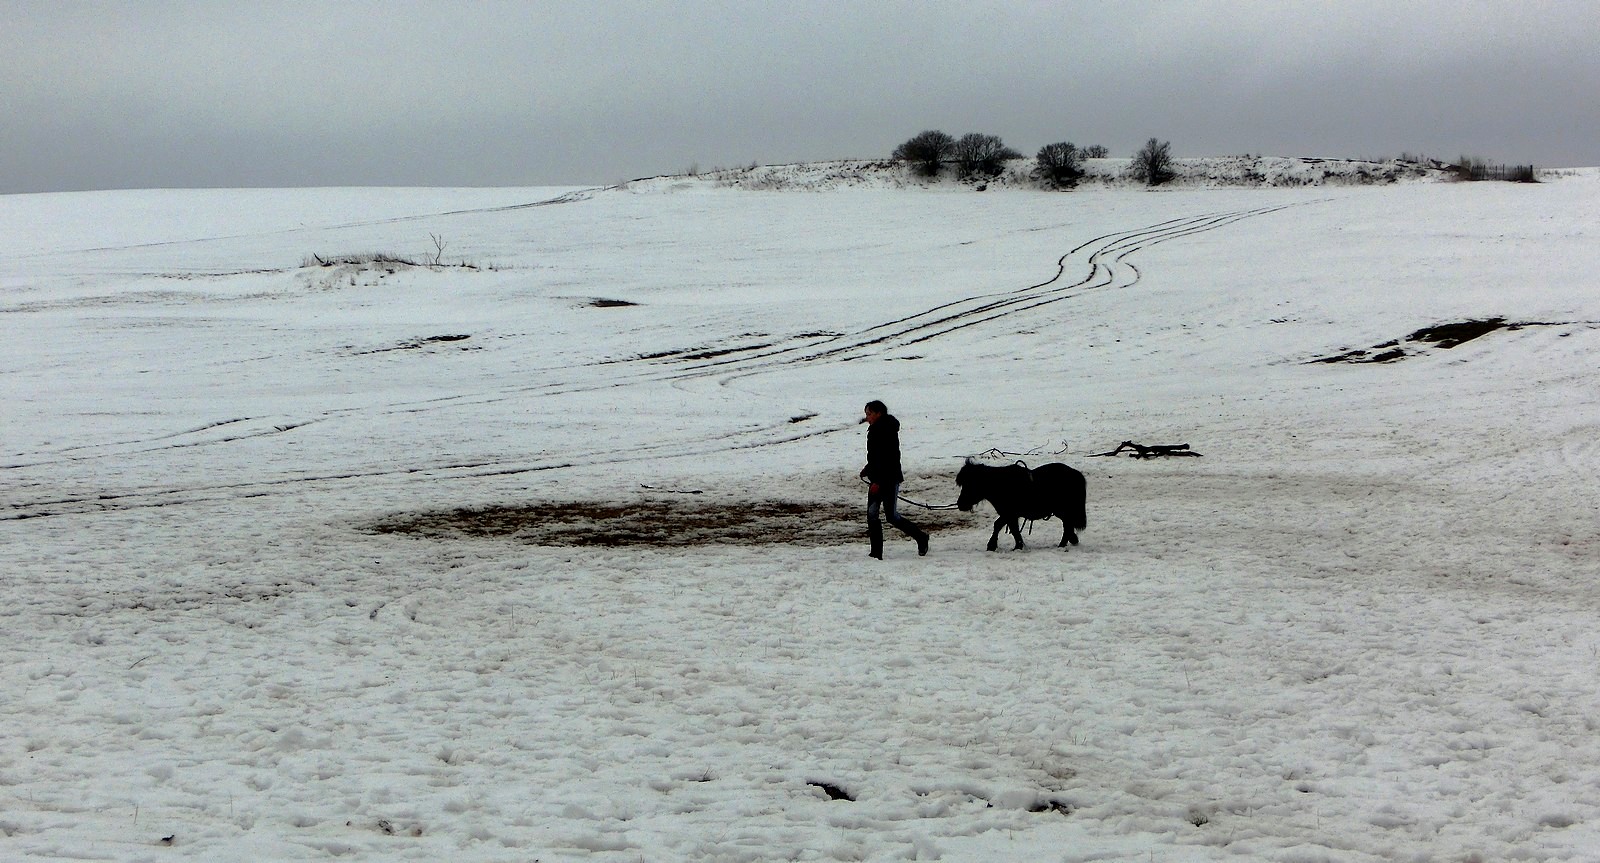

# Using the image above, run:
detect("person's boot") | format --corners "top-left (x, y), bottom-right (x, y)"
top-left (896, 520), bottom-right (929, 556)
top-left (868, 522), bottom-right (884, 559)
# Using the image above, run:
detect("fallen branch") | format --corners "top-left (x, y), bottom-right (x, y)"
top-left (970, 441), bottom-right (1070, 460)
top-left (1089, 440), bottom-right (1203, 459)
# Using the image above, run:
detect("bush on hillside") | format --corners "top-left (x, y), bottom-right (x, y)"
top-left (1036, 142), bottom-right (1085, 188)
top-left (892, 130), bottom-right (956, 177)
top-left (1132, 138), bottom-right (1176, 186)
top-left (953, 133), bottom-right (1022, 179)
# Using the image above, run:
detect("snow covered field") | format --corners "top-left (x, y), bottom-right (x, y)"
top-left (5, 164), bottom-right (1600, 862)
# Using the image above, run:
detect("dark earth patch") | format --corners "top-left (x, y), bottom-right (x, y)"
top-left (1408, 317), bottom-right (1508, 348)
top-left (589, 298), bottom-right (638, 307)
top-left (678, 343), bottom-right (777, 361)
top-left (366, 498), bottom-right (973, 547)
top-left (1307, 317), bottom-right (1553, 364)
top-left (808, 780), bottom-right (856, 802)
top-left (627, 331), bottom-right (841, 364)
top-left (348, 333), bottom-right (473, 356)
top-left (1307, 345), bottom-right (1406, 364)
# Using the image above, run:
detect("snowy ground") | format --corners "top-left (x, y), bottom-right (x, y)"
top-left (5, 165), bottom-right (1600, 862)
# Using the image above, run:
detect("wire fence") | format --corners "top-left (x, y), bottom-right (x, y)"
top-left (1460, 163), bottom-right (1538, 183)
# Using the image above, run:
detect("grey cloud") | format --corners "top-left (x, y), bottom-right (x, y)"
top-left (3, 0), bottom-right (1596, 193)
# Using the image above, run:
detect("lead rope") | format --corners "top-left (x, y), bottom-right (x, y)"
top-left (861, 477), bottom-right (961, 510)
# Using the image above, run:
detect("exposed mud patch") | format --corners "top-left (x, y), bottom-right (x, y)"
top-left (1307, 317), bottom-right (1557, 364)
top-left (347, 333), bottom-right (474, 356)
top-left (1308, 344), bottom-right (1407, 365)
top-left (808, 780), bottom-right (856, 802)
top-left (1408, 318), bottom-right (1509, 348)
top-left (625, 331), bottom-right (840, 364)
top-left (365, 498), bottom-right (973, 547)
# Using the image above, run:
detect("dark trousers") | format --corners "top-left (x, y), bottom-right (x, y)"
top-left (867, 483), bottom-right (926, 557)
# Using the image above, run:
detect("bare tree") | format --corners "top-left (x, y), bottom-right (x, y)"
top-left (892, 130), bottom-right (956, 177)
top-left (1132, 138), bottom-right (1175, 186)
top-left (1081, 144), bottom-right (1109, 159)
top-left (953, 133), bottom-right (1022, 178)
top-left (1035, 142), bottom-right (1084, 188)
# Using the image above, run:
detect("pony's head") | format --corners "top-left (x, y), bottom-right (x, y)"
top-left (955, 459), bottom-right (984, 511)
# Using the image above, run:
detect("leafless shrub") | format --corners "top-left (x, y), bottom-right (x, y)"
top-left (952, 133), bottom-right (1022, 179)
top-left (304, 236), bottom-right (485, 270)
top-left (302, 252), bottom-right (422, 268)
top-left (1131, 138), bottom-right (1175, 186)
top-left (1035, 142), bottom-right (1084, 188)
top-left (892, 130), bottom-right (956, 177)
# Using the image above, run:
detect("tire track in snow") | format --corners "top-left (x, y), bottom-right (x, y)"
top-left (1, 417), bottom-right (853, 521)
top-left (354, 203), bottom-right (1310, 402)
top-left (10, 201), bottom-right (1309, 469)
top-left (12, 188), bottom-right (607, 261)
top-left (2, 201), bottom-right (1312, 519)
top-left (664, 202), bottom-right (1311, 380)
top-left (2, 417), bottom-right (318, 469)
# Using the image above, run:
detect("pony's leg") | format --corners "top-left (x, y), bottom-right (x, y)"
top-left (987, 517), bottom-right (1004, 552)
top-left (1060, 521), bottom-right (1078, 547)
top-left (1009, 518), bottom-right (1025, 549)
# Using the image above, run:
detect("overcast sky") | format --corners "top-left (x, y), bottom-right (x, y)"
top-left (4, 0), bottom-right (1597, 193)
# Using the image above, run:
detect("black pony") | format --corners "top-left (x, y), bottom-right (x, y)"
top-left (955, 460), bottom-right (1087, 552)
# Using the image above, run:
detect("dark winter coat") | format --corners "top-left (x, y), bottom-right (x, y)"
top-left (862, 414), bottom-right (905, 486)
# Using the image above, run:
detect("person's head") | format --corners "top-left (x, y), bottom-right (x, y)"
top-left (863, 400), bottom-right (888, 424)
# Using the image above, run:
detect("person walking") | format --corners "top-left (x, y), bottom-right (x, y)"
top-left (860, 400), bottom-right (930, 559)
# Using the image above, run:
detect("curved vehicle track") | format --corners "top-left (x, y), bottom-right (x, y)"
top-left (2, 199), bottom-right (1314, 520)
top-left (3, 416), bottom-right (848, 521)
top-left (662, 202), bottom-right (1310, 381)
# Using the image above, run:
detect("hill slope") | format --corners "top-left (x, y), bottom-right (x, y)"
top-left (629, 154), bottom-right (1455, 192)
top-left (4, 177), bottom-right (1600, 861)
